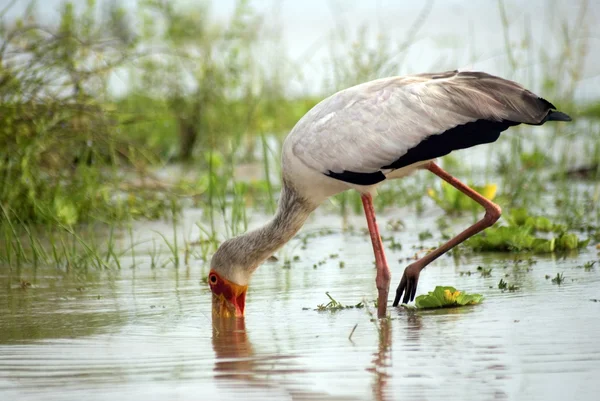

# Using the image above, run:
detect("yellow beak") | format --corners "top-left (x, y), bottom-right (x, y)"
top-left (210, 278), bottom-right (248, 318)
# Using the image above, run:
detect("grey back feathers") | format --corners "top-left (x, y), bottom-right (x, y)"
top-left (287, 70), bottom-right (570, 181)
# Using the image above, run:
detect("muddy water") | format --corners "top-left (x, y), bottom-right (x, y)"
top-left (1, 210), bottom-right (599, 401)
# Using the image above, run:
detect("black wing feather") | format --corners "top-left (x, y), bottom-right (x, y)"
top-left (325, 119), bottom-right (518, 186)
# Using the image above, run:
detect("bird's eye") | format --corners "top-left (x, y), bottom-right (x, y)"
top-left (209, 274), bottom-right (217, 284)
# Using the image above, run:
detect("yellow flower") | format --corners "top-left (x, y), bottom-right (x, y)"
top-left (481, 184), bottom-right (498, 200)
top-left (443, 289), bottom-right (462, 302)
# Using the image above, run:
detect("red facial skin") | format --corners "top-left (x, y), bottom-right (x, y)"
top-left (208, 269), bottom-right (248, 317)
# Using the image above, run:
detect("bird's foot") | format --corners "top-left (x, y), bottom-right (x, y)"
top-left (392, 264), bottom-right (421, 306)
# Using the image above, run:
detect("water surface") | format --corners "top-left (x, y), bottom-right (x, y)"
top-left (1, 210), bottom-right (599, 401)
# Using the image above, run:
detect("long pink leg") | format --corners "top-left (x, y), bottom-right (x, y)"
top-left (393, 162), bottom-right (502, 306)
top-left (361, 193), bottom-right (391, 318)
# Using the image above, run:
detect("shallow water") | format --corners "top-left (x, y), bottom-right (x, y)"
top-left (1, 209), bottom-right (599, 401)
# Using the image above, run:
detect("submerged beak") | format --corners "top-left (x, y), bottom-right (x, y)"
top-left (210, 271), bottom-right (248, 318)
top-left (212, 291), bottom-right (247, 317)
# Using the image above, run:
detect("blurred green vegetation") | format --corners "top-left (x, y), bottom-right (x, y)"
top-left (465, 208), bottom-right (589, 253)
top-left (0, 0), bottom-right (598, 270)
top-left (0, 0), bottom-right (316, 226)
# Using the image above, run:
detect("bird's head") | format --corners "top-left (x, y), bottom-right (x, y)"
top-left (208, 269), bottom-right (248, 318)
top-left (209, 239), bottom-right (252, 318)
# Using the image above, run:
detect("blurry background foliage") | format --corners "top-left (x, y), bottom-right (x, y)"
top-left (0, 0), bottom-right (314, 226)
top-left (0, 0), bottom-right (598, 263)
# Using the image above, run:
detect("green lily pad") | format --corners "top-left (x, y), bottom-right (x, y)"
top-left (556, 233), bottom-right (580, 250)
top-left (532, 237), bottom-right (555, 253)
top-left (465, 221), bottom-right (588, 254)
top-left (414, 286), bottom-right (484, 309)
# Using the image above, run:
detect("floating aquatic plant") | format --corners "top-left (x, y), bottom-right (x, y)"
top-left (505, 208), bottom-right (565, 233)
top-left (316, 292), bottom-right (364, 312)
top-left (465, 209), bottom-right (589, 253)
top-left (411, 286), bottom-right (484, 309)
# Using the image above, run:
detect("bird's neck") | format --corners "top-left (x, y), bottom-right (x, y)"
top-left (238, 181), bottom-right (316, 273)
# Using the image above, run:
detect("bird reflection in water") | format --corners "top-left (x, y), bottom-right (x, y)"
top-left (367, 319), bottom-right (393, 401)
top-left (211, 315), bottom-right (255, 382)
top-left (367, 313), bottom-right (424, 401)
top-left (211, 316), bottom-right (323, 399)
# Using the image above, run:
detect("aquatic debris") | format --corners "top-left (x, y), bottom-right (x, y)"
top-left (386, 219), bottom-right (405, 232)
top-left (298, 229), bottom-right (336, 250)
top-left (576, 261), bottom-right (596, 271)
top-left (511, 257), bottom-right (537, 266)
top-left (348, 323), bottom-right (358, 341)
top-left (409, 286), bottom-right (484, 309)
top-left (498, 279), bottom-right (519, 292)
top-left (418, 230), bottom-right (433, 241)
top-left (316, 292), bottom-right (365, 312)
top-left (382, 236), bottom-right (403, 251)
top-left (551, 273), bottom-right (566, 285)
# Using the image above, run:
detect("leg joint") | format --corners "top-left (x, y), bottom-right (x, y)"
top-left (484, 203), bottom-right (502, 225)
top-left (376, 267), bottom-right (391, 291)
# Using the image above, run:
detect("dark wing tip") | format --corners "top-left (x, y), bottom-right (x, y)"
top-left (546, 111), bottom-right (572, 122)
top-left (538, 97), bottom-right (572, 123)
top-left (538, 97), bottom-right (557, 110)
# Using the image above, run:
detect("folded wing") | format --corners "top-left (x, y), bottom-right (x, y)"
top-left (289, 70), bottom-right (568, 185)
